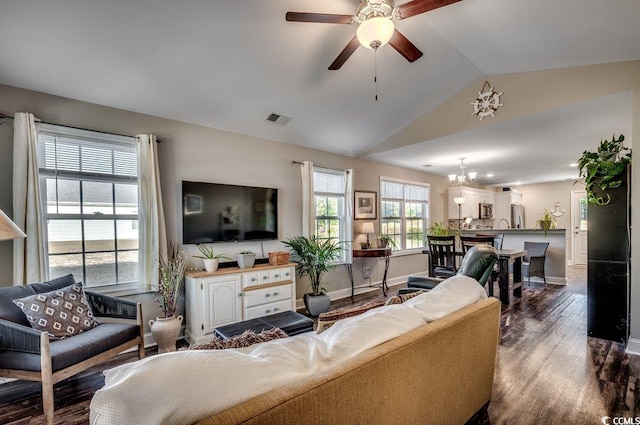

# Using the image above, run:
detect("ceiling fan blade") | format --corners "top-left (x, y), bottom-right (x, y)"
top-left (286, 12), bottom-right (354, 24)
top-left (328, 37), bottom-right (360, 70)
top-left (396, 0), bottom-right (462, 20)
top-left (389, 29), bottom-right (423, 62)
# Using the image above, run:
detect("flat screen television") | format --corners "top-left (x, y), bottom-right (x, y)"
top-left (182, 181), bottom-right (278, 244)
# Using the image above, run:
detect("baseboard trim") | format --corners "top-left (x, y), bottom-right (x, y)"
top-left (626, 338), bottom-right (640, 356)
top-left (526, 275), bottom-right (567, 285)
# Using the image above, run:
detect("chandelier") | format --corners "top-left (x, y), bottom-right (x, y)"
top-left (448, 158), bottom-right (477, 186)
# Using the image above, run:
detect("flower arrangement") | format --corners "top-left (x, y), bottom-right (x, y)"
top-left (155, 242), bottom-right (187, 318)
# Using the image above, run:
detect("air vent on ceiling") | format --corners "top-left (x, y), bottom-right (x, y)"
top-left (264, 112), bottom-right (292, 127)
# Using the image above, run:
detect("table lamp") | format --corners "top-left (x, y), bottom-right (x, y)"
top-left (0, 209), bottom-right (26, 241)
top-left (361, 222), bottom-right (375, 249)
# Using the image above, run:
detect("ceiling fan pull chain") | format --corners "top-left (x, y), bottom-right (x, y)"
top-left (374, 48), bottom-right (378, 101)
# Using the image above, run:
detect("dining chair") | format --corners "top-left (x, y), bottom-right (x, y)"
top-left (426, 235), bottom-right (457, 278)
top-left (460, 235), bottom-right (495, 254)
top-left (477, 233), bottom-right (504, 249)
top-left (522, 241), bottom-right (549, 284)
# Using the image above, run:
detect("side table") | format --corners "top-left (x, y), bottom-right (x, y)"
top-left (346, 248), bottom-right (392, 298)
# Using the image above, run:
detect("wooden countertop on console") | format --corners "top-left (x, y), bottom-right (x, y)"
top-left (185, 262), bottom-right (296, 278)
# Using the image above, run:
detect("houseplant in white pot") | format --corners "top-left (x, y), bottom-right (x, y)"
top-left (194, 244), bottom-right (229, 272)
top-left (150, 242), bottom-right (186, 354)
top-left (283, 235), bottom-right (344, 316)
top-left (236, 250), bottom-right (256, 269)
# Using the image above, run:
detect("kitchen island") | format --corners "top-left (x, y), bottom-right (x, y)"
top-left (461, 228), bottom-right (567, 285)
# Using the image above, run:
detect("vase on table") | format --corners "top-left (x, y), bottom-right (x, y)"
top-left (203, 258), bottom-right (219, 272)
top-left (149, 315), bottom-right (183, 354)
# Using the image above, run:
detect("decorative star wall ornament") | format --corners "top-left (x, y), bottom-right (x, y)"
top-left (471, 81), bottom-right (503, 120)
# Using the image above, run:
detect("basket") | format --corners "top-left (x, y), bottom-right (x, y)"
top-left (268, 251), bottom-right (290, 266)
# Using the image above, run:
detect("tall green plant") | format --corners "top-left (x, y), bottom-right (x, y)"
top-left (578, 134), bottom-right (631, 205)
top-left (283, 235), bottom-right (345, 296)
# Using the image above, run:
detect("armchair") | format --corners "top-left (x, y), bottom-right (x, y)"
top-left (401, 244), bottom-right (499, 293)
top-left (0, 274), bottom-right (144, 425)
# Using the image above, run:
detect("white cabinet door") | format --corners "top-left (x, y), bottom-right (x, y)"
top-left (201, 275), bottom-right (241, 335)
top-left (511, 192), bottom-right (522, 205)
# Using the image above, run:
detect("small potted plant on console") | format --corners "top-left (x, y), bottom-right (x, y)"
top-left (236, 250), bottom-right (256, 269)
top-left (194, 244), bottom-right (230, 272)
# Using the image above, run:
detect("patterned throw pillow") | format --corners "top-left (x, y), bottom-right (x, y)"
top-left (185, 328), bottom-right (288, 350)
top-left (384, 290), bottom-right (426, 305)
top-left (12, 283), bottom-right (99, 340)
top-left (316, 300), bottom-right (386, 334)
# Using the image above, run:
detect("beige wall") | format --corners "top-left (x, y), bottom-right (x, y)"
top-left (0, 84), bottom-right (447, 309)
top-left (513, 180), bottom-right (579, 263)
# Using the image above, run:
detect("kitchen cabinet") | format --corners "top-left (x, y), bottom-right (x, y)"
top-left (448, 187), bottom-right (496, 220)
top-left (184, 263), bottom-right (296, 344)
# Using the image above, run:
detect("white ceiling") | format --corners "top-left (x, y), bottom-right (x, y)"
top-left (0, 0), bottom-right (638, 186)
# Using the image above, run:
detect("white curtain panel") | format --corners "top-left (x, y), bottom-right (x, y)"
top-left (300, 161), bottom-right (315, 237)
top-left (137, 134), bottom-right (167, 291)
top-left (13, 112), bottom-right (47, 285)
top-left (344, 169), bottom-right (354, 264)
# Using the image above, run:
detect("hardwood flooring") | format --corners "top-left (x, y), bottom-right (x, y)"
top-left (1, 266), bottom-right (638, 424)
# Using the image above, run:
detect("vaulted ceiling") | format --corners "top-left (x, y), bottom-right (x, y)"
top-left (1, 0), bottom-right (638, 185)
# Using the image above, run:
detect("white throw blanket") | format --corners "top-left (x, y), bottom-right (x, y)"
top-left (90, 275), bottom-right (486, 425)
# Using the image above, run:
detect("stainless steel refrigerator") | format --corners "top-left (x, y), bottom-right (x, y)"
top-left (587, 166), bottom-right (631, 343)
top-left (511, 205), bottom-right (525, 229)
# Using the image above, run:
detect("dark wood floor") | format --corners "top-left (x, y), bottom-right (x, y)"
top-left (1, 266), bottom-right (638, 424)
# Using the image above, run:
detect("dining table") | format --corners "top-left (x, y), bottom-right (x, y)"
top-left (421, 248), bottom-right (527, 305)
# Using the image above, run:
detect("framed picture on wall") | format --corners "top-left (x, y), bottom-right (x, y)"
top-left (354, 191), bottom-right (377, 220)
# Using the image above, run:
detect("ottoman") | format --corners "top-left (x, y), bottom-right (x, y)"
top-left (214, 310), bottom-right (314, 339)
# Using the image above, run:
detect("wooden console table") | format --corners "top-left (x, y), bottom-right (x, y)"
top-left (346, 248), bottom-right (392, 298)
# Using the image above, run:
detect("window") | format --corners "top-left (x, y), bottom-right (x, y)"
top-left (37, 124), bottom-right (140, 293)
top-left (313, 168), bottom-right (349, 261)
top-left (380, 178), bottom-right (429, 251)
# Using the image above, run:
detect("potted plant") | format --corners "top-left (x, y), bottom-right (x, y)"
top-left (535, 209), bottom-right (557, 235)
top-left (376, 234), bottom-right (397, 249)
top-left (193, 244), bottom-right (230, 272)
top-left (428, 221), bottom-right (450, 236)
top-left (283, 235), bottom-right (345, 316)
top-left (236, 250), bottom-right (256, 269)
top-left (150, 242), bottom-right (186, 354)
top-left (577, 134), bottom-right (631, 206)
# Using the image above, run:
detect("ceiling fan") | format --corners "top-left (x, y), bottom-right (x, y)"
top-left (286, 0), bottom-right (462, 70)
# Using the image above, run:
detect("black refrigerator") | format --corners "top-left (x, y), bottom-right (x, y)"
top-left (587, 167), bottom-right (631, 343)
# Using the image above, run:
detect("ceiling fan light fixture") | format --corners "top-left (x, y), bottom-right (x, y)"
top-left (357, 16), bottom-right (394, 49)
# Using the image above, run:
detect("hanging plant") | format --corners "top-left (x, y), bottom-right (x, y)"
top-left (577, 134), bottom-right (631, 206)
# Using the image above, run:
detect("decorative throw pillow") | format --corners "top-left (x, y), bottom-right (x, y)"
top-left (185, 328), bottom-right (288, 350)
top-left (12, 283), bottom-right (99, 340)
top-left (316, 300), bottom-right (386, 334)
top-left (384, 290), bottom-right (426, 305)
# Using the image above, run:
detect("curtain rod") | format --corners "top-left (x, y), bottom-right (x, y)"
top-left (291, 160), bottom-right (350, 174)
top-left (0, 113), bottom-right (160, 142)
